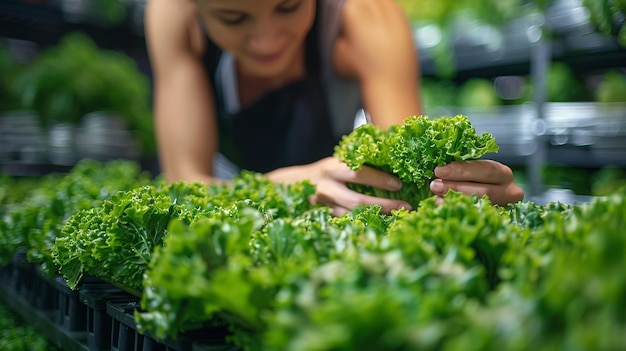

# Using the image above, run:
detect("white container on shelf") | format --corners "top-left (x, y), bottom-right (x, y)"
top-left (75, 112), bottom-right (140, 161)
top-left (544, 102), bottom-right (626, 145)
top-left (0, 110), bottom-right (48, 164)
top-left (48, 123), bottom-right (77, 166)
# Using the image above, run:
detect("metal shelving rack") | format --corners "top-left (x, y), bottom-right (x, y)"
top-left (417, 0), bottom-right (626, 202)
top-left (0, 0), bottom-right (156, 176)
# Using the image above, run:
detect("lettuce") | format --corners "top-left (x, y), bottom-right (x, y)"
top-left (0, 159), bottom-right (152, 270)
top-left (334, 115), bottom-right (499, 207)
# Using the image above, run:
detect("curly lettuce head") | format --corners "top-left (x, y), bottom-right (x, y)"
top-left (334, 115), bottom-right (499, 208)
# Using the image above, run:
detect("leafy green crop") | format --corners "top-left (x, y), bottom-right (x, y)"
top-left (437, 190), bottom-right (626, 351)
top-left (0, 303), bottom-right (59, 351)
top-left (583, 0), bottom-right (626, 46)
top-left (135, 191), bottom-right (523, 350)
top-left (12, 32), bottom-right (156, 154)
top-left (52, 184), bottom-right (198, 292)
top-left (134, 187), bottom-right (626, 351)
top-left (52, 171), bottom-right (319, 294)
top-left (0, 159), bottom-right (151, 270)
top-left (388, 192), bottom-right (524, 291)
top-left (334, 115), bottom-right (499, 208)
top-left (4, 156), bottom-right (626, 351)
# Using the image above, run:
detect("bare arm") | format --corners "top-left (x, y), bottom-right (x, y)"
top-left (145, 0), bottom-right (223, 184)
top-left (333, 0), bottom-right (423, 128)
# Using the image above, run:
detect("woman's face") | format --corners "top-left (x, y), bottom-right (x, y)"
top-left (197, 0), bottom-right (316, 78)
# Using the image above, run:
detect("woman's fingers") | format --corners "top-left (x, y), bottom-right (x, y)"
top-left (430, 160), bottom-right (524, 206)
top-left (434, 160), bottom-right (513, 184)
top-left (318, 157), bottom-right (403, 191)
top-left (430, 178), bottom-right (522, 205)
top-left (308, 159), bottom-right (412, 215)
top-left (350, 166), bottom-right (404, 191)
top-left (313, 178), bottom-right (412, 215)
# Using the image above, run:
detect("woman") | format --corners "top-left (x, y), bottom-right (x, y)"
top-left (145, 0), bottom-right (524, 216)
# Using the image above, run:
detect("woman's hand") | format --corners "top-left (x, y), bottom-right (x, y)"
top-left (266, 157), bottom-right (412, 217)
top-left (429, 160), bottom-right (525, 206)
top-left (268, 158), bottom-right (523, 216)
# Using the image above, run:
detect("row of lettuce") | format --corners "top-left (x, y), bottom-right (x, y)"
top-left (1, 158), bottom-right (625, 350)
top-left (1, 114), bottom-right (625, 350)
top-left (0, 302), bottom-right (59, 351)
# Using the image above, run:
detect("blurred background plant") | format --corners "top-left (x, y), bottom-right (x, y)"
top-left (0, 45), bottom-right (25, 112)
top-left (0, 302), bottom-right (59, 351)
top-left (396, 0), bottom-right (625, 77)
top-left (8, 31), bottom-right (155, 156)
top-left (582, 0), bottom-right (626, 46)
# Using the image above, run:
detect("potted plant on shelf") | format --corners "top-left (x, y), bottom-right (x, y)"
top-left (12, 31), bottom-right (155, 165)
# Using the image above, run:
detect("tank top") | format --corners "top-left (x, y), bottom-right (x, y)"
top-left (201, 0), bottom-right (362, 177)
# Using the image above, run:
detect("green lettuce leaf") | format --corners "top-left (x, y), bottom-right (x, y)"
top-left (334, 115), bottom-right (498, 207)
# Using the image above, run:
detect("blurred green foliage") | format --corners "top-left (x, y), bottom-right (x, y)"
top-left (0, 303), bottom-right (59, 351)
top-left (12, 32), bottom-right (155, 155)
top-left (0, 44), bottom-right (25, 112)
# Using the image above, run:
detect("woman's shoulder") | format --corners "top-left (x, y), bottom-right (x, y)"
top-left (145, 0), bottom-right (205, 57)
top-left (330, 0), bottom-right (414, 77)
